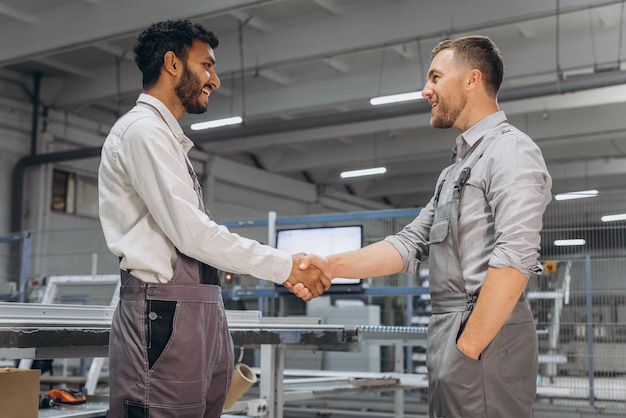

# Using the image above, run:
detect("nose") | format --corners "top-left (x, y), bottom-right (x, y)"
top-left (422, 83), bottom-right (432, 99)
top-left (209, 70), bottom-right (221, 90)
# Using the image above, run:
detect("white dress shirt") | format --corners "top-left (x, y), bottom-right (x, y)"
top-left (99, 93), bottom-right (292, 284)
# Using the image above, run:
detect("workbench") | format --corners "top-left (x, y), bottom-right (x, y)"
top-left (0, 302), bottom-right (427, 417)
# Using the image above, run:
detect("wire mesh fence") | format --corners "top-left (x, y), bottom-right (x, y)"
top-left (531, 189), bottom-right (626, 414)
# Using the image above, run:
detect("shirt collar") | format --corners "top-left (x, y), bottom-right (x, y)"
top-left (136, 93), bottom-right (195, 152)
top-left (461, 110), bottom-right (507, 148)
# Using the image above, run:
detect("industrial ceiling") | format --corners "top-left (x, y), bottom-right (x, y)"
top-left (2, 0), bottom-right (626, 214)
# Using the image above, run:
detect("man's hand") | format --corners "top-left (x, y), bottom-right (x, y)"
top-left (282, 253), bottom-right (332, 301)
top-left (456, 266), bottom-right (528, 360)
top-left (298, 253), bottom-right (332, 278)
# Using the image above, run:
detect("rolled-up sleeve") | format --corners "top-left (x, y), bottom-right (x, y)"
top-left (486, 132), bottom-right (552, 276)
top-left (385, 198), bottom-right (434, 274)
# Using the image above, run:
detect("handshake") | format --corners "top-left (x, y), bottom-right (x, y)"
top-left (283, 253), bottom-right (332, 302)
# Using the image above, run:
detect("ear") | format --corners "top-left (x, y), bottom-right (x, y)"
top-left (163, 51), bottom-right (180, 76)
top-left (466, 68), bottom-right (482, 91)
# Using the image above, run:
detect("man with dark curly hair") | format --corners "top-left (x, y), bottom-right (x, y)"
top-left (99, 20), bottom-right (330, 417)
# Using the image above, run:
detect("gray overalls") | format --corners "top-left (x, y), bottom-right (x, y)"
top-left (426, 129), bottom-right (538, 418)
top-left (108, 154), bottom-right (234, 418)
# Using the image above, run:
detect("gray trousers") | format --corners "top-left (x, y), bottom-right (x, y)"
top-left (427, 299), bottom-right (538, 417)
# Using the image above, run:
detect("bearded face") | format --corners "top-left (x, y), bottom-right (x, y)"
top-left (175, 63), bottom-right (209, 115)
top-left (430, 86), bottom-right (467, 129)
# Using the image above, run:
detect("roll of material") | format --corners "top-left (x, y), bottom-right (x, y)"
top-left (223, 363), bottom-right (258, 410)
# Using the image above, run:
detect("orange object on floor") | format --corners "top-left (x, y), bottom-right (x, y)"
top-left (46, 388), bottom-right (87, 404)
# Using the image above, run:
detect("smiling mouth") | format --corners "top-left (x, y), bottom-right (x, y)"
top-left (202, 87), bottom-right (211, 96)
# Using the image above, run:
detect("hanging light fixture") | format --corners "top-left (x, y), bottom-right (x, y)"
top-left (340, 167), bottom-right (387, 179)
top-left (370, 91), bottom-right (424, 106)
top-left (554, 190), bottom-right (598, 201)
top-left (190, 116), bottom-right (243, 131)
top-left (554, 239), bottom-right (586, 246)
top-left (601, 213), bottom-right (626, 222)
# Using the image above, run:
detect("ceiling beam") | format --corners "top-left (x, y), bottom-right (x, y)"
top-left (0, 0), bottom-right (278, 66)
top-left (312, 0), bottom-right (343, 15)
top-left (33, 57), bottom-right (93, 78)
top-left (594, 6), bottom-right (621, 27)
top-left (515, 21), bottom-right (536, 38)
top-left (0, 2), bottom-right (36, 23)
top-left (549, 157), bottom-right (626, 182)
top-left (392, 44), bottom-right (417, 59)
top-left (323, 57), bottom-right (351, 73)
top-left (93, 42), bottom-right (133, 61)
top-left (258, 69), bottom-right (291, 85)
top-left (229, 10), bottom-right (272, 32)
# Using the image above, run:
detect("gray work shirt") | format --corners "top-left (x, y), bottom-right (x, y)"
top-left (385, 111), bottom-right (552, 294)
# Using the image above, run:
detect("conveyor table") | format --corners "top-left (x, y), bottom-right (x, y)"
top-left (0, 302), bottom-right (427, 418)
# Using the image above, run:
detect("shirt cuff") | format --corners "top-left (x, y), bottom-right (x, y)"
top-left (489, 247), bottom-right (536, 277)
top-left (267, 250), bottom-right (293, 284)
top-left (384, 236), bottom-right (419, 274)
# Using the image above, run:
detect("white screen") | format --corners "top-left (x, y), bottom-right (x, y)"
top-left (276, 226), bottom-right (362, 284)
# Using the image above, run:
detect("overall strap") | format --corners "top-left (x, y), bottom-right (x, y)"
top-left (182, 153), bottom-right (220, 286)
top-left (438, 123), bottom-right (511, 304)
top-left (453, 123), bottom-right (512, 197)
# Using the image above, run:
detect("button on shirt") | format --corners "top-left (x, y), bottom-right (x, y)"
top-left (99, 93), bottom-right (292, 284)
top-left (385, 111), bottom-right (552, 294)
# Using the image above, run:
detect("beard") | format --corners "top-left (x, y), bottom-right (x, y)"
top-left (431, 92), bottom-right (466, 129)
top-left (175, 65), bottom-right (208, 115)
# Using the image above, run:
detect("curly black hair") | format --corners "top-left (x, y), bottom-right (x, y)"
top-left (134, 19), bottom-right (219, 88)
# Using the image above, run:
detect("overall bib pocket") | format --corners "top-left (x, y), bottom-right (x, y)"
top-left (429, 218), bottom-right (450, 245)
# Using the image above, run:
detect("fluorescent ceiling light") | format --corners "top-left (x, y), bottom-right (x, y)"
top-left (554, 189), bottom-right (598, 201)
top-left (554, 239), bottom-right (586, 247)
top-left (190, 116), bottom-right (243, 131)
top-left (340, 167), bottom-right (387, 179)
top-left (370, 91), bottom-right (423, 106)
top-left (601, 213), bottom-right (626, 222)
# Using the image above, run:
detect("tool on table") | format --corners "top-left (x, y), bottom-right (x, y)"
top-left (45, 388), bottom-right (87, 404)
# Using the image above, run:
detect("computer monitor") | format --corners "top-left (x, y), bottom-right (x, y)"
top-left (275, 225), bottom-right (363, 293)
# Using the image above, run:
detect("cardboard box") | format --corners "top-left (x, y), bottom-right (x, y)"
top-left (0, 367), bottom-right (40, 418)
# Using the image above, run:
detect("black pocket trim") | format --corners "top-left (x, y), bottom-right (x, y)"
top-left (146, 300), bottom-right (177, 369)
top-left (124, 399), bottom-right (148, 418)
